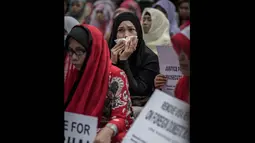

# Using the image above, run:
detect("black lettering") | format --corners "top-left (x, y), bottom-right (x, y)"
top-left (84, 124), bottom-right (90, 135)
top-left (166, 120), bottom-right (174, 132)
top-left (64, 120), bottom-right (68, 131)
top-left (71, 122), bottom-right (77, 132)
top-left (162, 102), bottom-right (180, 116)
top-left (165, 75), bottom-right (181, 80)
top-left (172, 124), bottom-right (182, 136)
top-left (167, 104), bottom-right (177, 115)
top-left (161, 102), bottom-right (170, 112)
top-left (165, 66), bottom-right (179, 72)
top-left (175, 109), bottom-right (184, 119)
top-left (181, 128), bottom-right (189, 140)
top-left (87, 141), bottom-right (90, 143)
top-left (79, 139), bottom-right (83, 143)
top-left (165, 66), bottom-right (171, 71)
top-left (145, 110), bottom-right (154, 120)
top-left (178, 66), bottom-right (180, 71)
top-left (148, 110), bottom-right (189, 141)
top-left (77, 123), bottom-right (83, 134)
top-left (154, 113), bottom-right (169, 128)
top-left (67, 137), bottom-right (75, 143)
top-left (148, 127), bottom-right (155, 132)
top-left (183, 111), bottom-right (189, 122)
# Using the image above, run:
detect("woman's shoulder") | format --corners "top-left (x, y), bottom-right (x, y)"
top-left (144, 46), bottom-right (158, 60)
top-left (110, 65), bottom-right (126, 78)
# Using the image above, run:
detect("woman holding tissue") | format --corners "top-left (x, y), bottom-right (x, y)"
top-left (141, 8), bottom-right (172, 55)
top-left (64, 24), bottom-right (134, 143)
top-left (154, 22), bottom-right (190, 103)
top-left (108, 12), bottom-right (159, 117)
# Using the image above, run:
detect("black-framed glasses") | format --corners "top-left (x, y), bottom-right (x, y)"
top-left (67, 48), bottom-right (86, 57)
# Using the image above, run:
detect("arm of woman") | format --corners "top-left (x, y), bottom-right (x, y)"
top-left (118, 54), bottom-right (159, 96)
top-left (107, 68), bottom-right (134, 138)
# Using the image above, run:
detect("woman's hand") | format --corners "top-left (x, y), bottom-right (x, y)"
top-left (111, 40), bottom-right (125, 64)
top-left (119, 37), bottom-right (138, 60)
top-left (94, 127), bottom-right (114, 143)
top-left (154, 74), bottom-right (168, 89)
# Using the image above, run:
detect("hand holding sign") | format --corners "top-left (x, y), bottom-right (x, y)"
top-left (154, 74), bottom-right (168, 89)
top-left (94, 127), bottom-right (114, 143)
top-left (156, 46), bottom-right (183, 96)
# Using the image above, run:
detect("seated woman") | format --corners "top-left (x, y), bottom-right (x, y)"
top-left (154, 22), bottom-right (190, 103)
top-left (141, 8), bottom-right (172, 55)
top-left (108, 12), bottom-right (159, 116)
top-left (172, 23), bottom-right (190, 103)
top-left (64, 24), bottom-right (134, 143)
top-left (153, 0), bottom-right (180, 36)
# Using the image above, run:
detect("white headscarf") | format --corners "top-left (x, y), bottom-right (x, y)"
top-left (64, 16), bottom-right (80, 41)
top-left (64, 16), bottom-right (80, 34)
top-left (142, 8), bottom-right (172, 55)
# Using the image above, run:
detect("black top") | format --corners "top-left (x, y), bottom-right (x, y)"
top-left (109, 12), bottom-right (160, 106)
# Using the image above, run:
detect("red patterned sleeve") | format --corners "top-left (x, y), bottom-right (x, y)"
top-left (107, 66), bottom-right (134, 137)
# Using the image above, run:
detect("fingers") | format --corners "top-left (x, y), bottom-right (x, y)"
top-left (112, 40), bottom-right (125, 50)
top-left (155, 75), bottom-right (167, 81)
top-left (112, 45), bottom-right (125, 55)
top-left (155, 83), bottom-right (166, 88)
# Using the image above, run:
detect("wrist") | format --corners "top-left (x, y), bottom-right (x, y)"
top-left (105, 123), bottom-right (118, 137)
top-left (119, 57), bottom-right (128, 60)
top-left (118, 60), bottom-right (128, 64)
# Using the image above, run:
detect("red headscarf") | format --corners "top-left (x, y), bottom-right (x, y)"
top-left (120, 0), bottom-right (141, 20)
top-left (180, 20), bottom-right (190, 31)
top-left (64, 24), bottom-right (111, 123)
top-left (172, 22), bottom-right (190, 103)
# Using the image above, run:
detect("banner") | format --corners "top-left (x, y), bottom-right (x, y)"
top-left (122, 90), bottom-right (189, 143)
top-left (64, 112), bottom-right (98, 143)
top-left (156, 46), bottom-right (182, 96)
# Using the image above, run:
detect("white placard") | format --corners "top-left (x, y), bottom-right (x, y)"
top-left (122, 90), bottom-right (189, 143)
top-left (157, 46), bottom-right (183, 96)
top-left (64, 112), bottom-right (98, 143)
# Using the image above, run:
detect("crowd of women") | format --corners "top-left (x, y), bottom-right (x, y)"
top-left (64, 0), bottom-right (190, 142)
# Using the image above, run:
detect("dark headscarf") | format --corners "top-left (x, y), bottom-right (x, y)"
top-left (108, 12), bottom-right (159, 105)
top-left (109, 12), bottom-right (146, 67)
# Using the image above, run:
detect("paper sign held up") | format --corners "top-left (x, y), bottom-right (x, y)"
top-left (157, 46), bottom-right (182, 96)
top-left (64, 112), bottom-right (98, 143)
top-left (122, 90), bottom-right (189, 143)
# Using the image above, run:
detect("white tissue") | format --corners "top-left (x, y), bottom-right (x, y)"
top-left (114, 36), bottom-right (137, 44)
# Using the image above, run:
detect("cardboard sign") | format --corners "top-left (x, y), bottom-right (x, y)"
top-left (157, 46), bottom-right (182, 96)
top-left (122, 90), bottom-right (189, 143)
top-left (64, 112), bottom-right (98, 143)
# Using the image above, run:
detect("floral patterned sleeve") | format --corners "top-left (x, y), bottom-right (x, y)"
top-left (107, 67), bottom-right (134, 138)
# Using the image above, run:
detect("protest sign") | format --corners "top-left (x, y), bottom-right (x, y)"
top-left (64, 112), bottom-right (98, 143)
top-left (122, 90), bottom-right (189, 143)
top-left (156, 46), bottom-right (182, 96)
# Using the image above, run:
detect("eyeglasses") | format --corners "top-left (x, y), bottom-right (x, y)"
top-left (67, 48), bottom-right (86, 57)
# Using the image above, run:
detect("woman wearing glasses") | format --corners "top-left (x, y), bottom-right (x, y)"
top-left (64, 24), bottom-right (134, 143)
